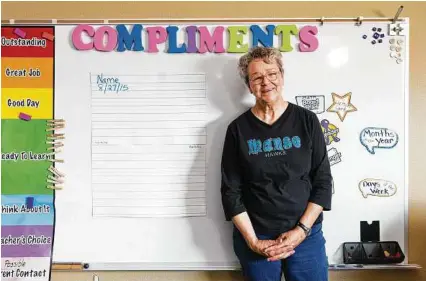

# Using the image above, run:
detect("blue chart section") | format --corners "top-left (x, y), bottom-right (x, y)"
top-left (1, 195), bottom-right (54, 226)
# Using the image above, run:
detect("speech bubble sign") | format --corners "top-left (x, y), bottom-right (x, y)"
top-left (328, 147), bottom-right (342, 166)
top-left (359, 178), bottom-right (397, 198)
top-left (359, 127), bottom-right (398, 154)
top-left (295, 95), bottom-right (325, 114)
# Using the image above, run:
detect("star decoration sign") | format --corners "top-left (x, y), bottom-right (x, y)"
top-left (326, 92), bottom-right (357, 121)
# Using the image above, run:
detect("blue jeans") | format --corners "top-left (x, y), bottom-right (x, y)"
top-left (233, 223), bottom-right (329, 281)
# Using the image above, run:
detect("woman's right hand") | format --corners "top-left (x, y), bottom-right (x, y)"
top-left (247, 239), bottom-right (281, 256)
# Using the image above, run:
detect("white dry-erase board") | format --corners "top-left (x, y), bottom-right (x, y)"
top-left (51, 20), bottom-right (409, 269)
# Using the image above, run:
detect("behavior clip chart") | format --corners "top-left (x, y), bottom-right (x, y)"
top-left (1, 26), bottom-right (56, 281)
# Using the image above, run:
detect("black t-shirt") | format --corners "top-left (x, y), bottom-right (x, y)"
top-left (220, 102), bottom-right (333, 236)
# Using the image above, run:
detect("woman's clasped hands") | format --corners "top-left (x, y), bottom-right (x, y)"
top-left (248, 226), bottom-right (307, 262)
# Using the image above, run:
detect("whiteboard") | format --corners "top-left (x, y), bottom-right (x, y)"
top-left (52, 21), bottom-right (409, 269)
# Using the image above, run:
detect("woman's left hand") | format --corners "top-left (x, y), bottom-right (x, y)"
top-left (263, 227), bottom-right (306, 261)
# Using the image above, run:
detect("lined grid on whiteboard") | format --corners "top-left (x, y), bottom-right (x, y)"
top-left (90, 73), bottom-right (207, 217)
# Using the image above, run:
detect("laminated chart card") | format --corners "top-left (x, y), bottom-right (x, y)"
top-left (1, 26), bottom-right (57, 281)
top-left (91, 73), bottom-right (207, 218)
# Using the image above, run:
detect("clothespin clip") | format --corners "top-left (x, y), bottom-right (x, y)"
top-left (46, 119), bottom-right (65, 131)
top-left (48, 158), bottom-right (64, 163)
top-left (47, 164), bottom-right (65, 190)
top-left (46, 140), bottom-right (63, 144)
top-left (49, 165), bottom-right (65, 178)
top-left (47, 178), bottom-right (63, 186)
top-left (48, 174), bottom-right (64, 184)
top-left (47, 149), bottom-right (62, 156)
top-left (47, 185), bottom-right (63, 190)
top-left (48, 142), bottom-right (64, 150)
top-left (47, 133), bottom-right (65, 140)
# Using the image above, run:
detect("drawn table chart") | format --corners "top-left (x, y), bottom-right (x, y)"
top-left (1, 26), bottom-right (56, 281)
top-left (90, 73), bottom-right (208, 217)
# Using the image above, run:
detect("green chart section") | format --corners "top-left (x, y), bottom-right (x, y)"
top-left (1, 119), bottom-right (52, 195)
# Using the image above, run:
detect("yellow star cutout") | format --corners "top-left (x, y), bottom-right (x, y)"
top-left (326, 92), bottom-right (357, 121)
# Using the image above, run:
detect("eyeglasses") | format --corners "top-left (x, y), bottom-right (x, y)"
top-left (249, 71), bottom-right (280, 85)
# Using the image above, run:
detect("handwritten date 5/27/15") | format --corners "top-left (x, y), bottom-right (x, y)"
top-left (97, 82), bottom-right (129, 94)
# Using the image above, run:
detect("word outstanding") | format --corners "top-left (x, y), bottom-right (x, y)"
top-left (72, 24), bottom-right (319, 53)
top-left (1, 37), bottom-right (47, 48)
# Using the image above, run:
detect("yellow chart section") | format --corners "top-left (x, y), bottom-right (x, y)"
top-left (1, 88), bottom-right (53, 119)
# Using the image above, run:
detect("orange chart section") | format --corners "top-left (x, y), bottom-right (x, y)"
top-left (1, 58), bottom-right (53, 88)
top-left (1, 88), bottom-right (53, 119)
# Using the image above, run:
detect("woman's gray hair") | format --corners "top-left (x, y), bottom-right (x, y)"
top-left (238, 46), bottom-right (284, 87)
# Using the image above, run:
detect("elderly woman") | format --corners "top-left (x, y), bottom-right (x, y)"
top-left (220, 46), bottom-right (333, 281)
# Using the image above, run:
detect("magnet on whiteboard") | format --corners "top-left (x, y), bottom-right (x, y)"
top-left (13, 28), bottom-right (26, 38)
top-left (396, 58), bottom-right (403, 64)
top-left (390, 52), bottom-right (397, 58)
top-left (42, 32), bottom-right (55, 41)
top-left (25, 197), bottom-right (34, 209)
top-left (397, 39), bottom-right (404, 45)
top-left (395, 46), bottom-right (402, 52)
top-left (19, 112), bottom-right (31, 121)
top-left (390, 45), bottom-right (396, 51)
top-left (389, 39), bottom-right (395, 44)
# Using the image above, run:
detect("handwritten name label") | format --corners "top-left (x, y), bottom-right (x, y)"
top-left (7, 99), bottom-right (40, 108)
top-left (5, 68), bottom-right (41, 77)
top-left (360, 127), bottom-right (398, 154)
top-left (96, 74), bottom-right (129, 93)
top-left (359, 178), bottom-right (397, 198)
top-left (295, 95), bottom-right (325, 114)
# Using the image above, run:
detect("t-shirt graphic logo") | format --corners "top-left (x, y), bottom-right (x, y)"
top-left (247, 136), bottom-right (301, 157)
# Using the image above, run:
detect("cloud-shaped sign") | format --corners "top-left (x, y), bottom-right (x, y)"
top-left (359, 178), bottom-right (397, 198)
top-left (360, 127), bottom-right (398, 154)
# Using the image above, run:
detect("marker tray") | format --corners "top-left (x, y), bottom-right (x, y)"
top-left (343, 241), bottom-right (405, 264)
